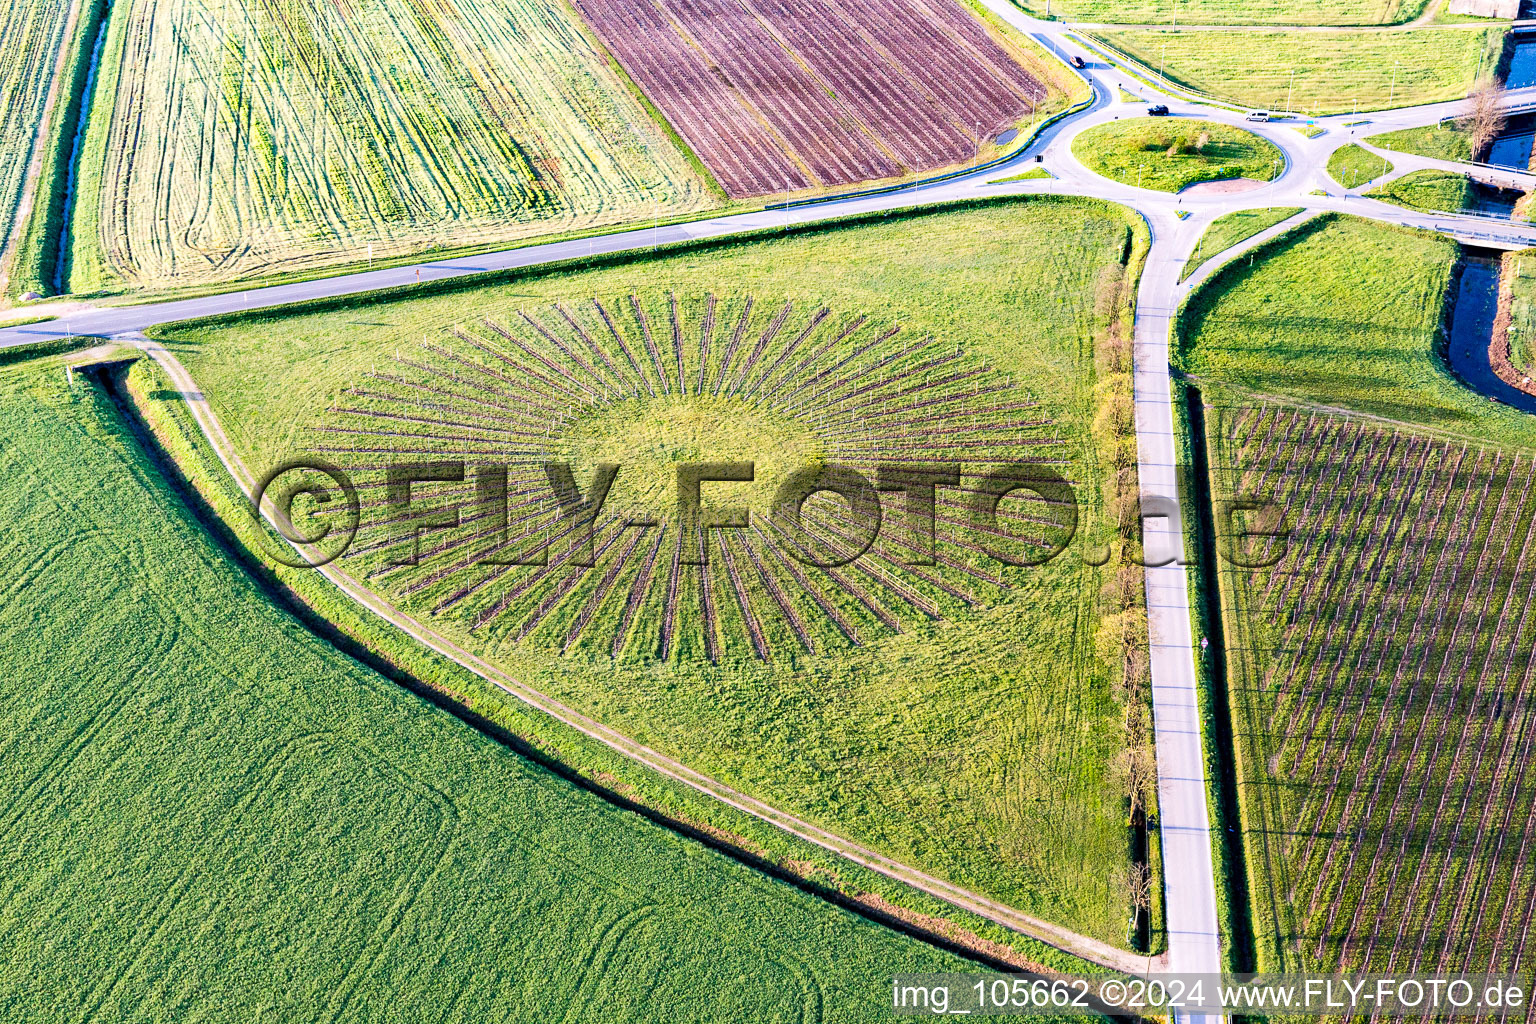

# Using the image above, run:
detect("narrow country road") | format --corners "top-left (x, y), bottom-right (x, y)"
top-left (9, 12), bottom-right (1536, 1001)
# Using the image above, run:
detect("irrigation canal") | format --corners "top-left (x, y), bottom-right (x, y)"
top-left (1448, 249), bottom-right (1536, 413)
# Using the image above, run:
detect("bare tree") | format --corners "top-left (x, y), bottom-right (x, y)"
top-left (1468, 78), bottom-right (1507, 161)
top-left (1124, 862), bottom-right (1153, 947)
top-left (1118, 741), bottom-right (1156, 818)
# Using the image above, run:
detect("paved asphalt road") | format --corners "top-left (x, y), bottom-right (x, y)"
top-left (9, 11), bottom-right (1536, 1006)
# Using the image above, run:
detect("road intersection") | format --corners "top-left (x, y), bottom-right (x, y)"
top-left (7, 15), bottom-right (1535, 1002)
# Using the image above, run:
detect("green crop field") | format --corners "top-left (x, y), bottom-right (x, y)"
top-left (1369, 120), bottom-right (1477, 164)
top-left (1181, 206), bottom-right (1305, 282)
top-left (1072, 119), bottom-right (1282, 193)
top-left (1326, 144), bottom-right (1393, 189)
top-left (1091, 27), bottom-right (1504, 115)
top-left (0, 0), bottom-right (74, 269)
top-left (1367, 168), bottom-right (1473, 214)
top-left (1181, 213), bottom-right (1536, 975)
top-left (1013, 0), bottom-right (1429, 26)
top-left (150, 197), bottom-right (1153, 945)
top-left (63, 0), bottom-right (716, 294)
top-left (0, 355), bottom-right (986, 1020)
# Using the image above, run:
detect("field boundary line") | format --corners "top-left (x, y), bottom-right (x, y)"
top-left (1176, 376), bottom-right (1536, 454)
top-left (127, 334), bottom-right (1157, 977)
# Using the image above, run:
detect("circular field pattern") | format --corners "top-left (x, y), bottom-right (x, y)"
top-left (311, 293), bottom-right (1075, 663)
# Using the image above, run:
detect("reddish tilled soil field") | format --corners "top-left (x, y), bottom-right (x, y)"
top-left (573, 0), bottom-right (1045, 197)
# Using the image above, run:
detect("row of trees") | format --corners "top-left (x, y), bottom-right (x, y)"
top-left (1087, 253), bottom-right (1157, 949)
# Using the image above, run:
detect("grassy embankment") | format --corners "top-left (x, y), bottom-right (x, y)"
top-left (1369, 120), bottom-right (1477, 163)
top-left (1180, 207), bottom-right (1306, 282)
top-left (147, 197), bottom-right (1156, 949)
top-left (1174, 212), bottom-right (1506, 430)
top-left (1089, 27), bottom-right (1505, 115)
top-left (0, 355), bottom-right (987, 1021)
top-left (1326, 144), bottom-right (1393, 189)
top-left (1072, 120), bottom-right (1282, 192)
top-left (1366, 168), bottom-right (1473, 213)
top-left (1501, 248), bottom-right (1536, 375)
top-left (1176, 213), bottom-right (1536, 976)
top-left (1012, 0), bottom-right (1430, 25)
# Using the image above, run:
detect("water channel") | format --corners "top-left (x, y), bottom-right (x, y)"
top-left (1445, 251), bottom-right (1536, 414)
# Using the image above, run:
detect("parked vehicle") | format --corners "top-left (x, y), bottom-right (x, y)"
top-left (1147, 104), bottom-right (1169, 116)
top-left (1247, 110), bottom-right (1270, 122)
top-left (1070, 54), bottom-right (1086, 68)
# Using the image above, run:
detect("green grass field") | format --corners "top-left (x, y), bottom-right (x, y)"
top-left (149, 198), bottom-right (1152, 945)
top-left (1367, 168), bottom-right (1473, 213)
top-left (1091, 27), bottom-right (1504, 114)
top-left (1175, 212), bottom-right (1536, 434)
top-left (0, 0), bottom-right (74, 271)
top-left (64, 0), bottom-right (717, 293)
top-left (0, 356), bottom-right (980, 1021)
top-left (1072, 119), bottom-right (1281, 192)
top-left (1369, 120), bottom-right (1477, 163)
top-left (1182, 214), bottom-right (1536, 975)
top-left (1326, 144), bottom-right (1393, 189)
top-left (1012, 0), bottom-right (1429, 25)
top-left (1180, 207), bottom-right (1305, 282)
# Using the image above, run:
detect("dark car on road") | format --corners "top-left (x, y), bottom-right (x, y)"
top-left (1070, 54), bottom-right (1086, 68)
top-left (1147, 104), bottom-right (1169, 116)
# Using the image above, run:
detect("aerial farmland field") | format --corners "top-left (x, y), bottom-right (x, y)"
top-left (63, 0), bottom-right (716, 292)
top-left (15, 0), bottom-right (1536, 1000)
top-left (1205, 405), bottom-right (1536, 977)
top-left (1180, 214), bottom-right (1536, 976)
top-left (150, 197), bottom-right (1154, 946)
top-left (1090, 26), bottom-right (1504, 115)
top-left (572, 0), bottom-right (1072, 196)
top-left (0, 0), bottom-right (75, 272)
top-left (0, 355), bottom-right (985, 1021)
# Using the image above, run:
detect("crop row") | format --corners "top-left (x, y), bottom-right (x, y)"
top-left (69, 0), bottom-right (711, 289)
top-left (572, 0), bottom-right (1043, 196)
top-left (0, 1), bottom-right (74, 274)
top-left (1214, 405), bottom-right (1536, 978)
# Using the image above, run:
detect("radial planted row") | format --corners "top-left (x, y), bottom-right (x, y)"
top-left (312, 293), bottom-right (1073, 664)
top-left (1211, 404), bottom-right (1536, 981)
top-left (570, 0), bottom-right (1044, 197)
